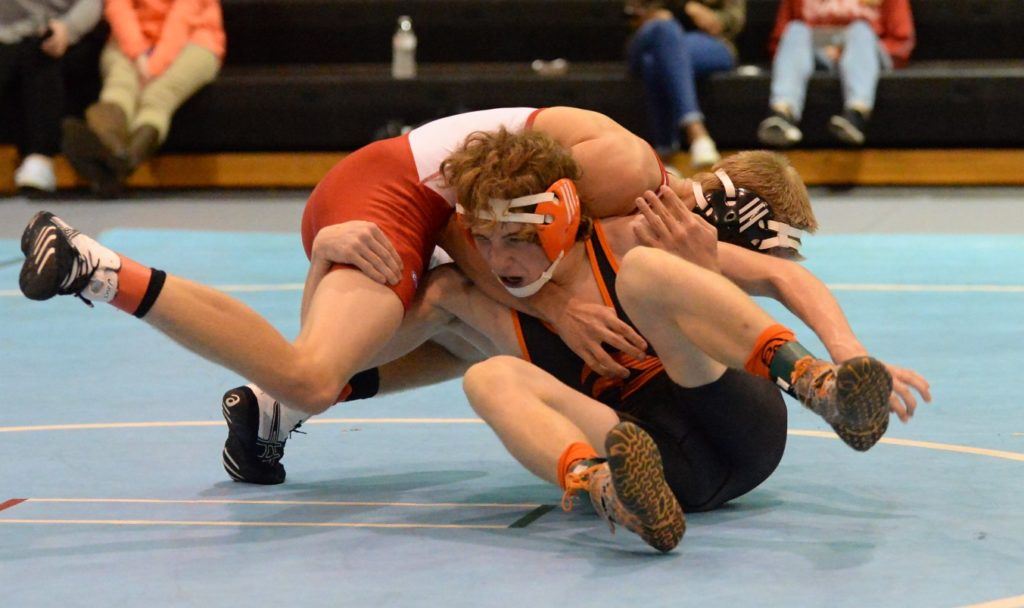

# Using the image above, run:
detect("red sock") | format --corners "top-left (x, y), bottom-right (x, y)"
top-left (744, 324), bottom-right (796, 380)
top-left (556, 442), bottom-right (599, 490)
top-left (110, 255), bottom-right (166, 317)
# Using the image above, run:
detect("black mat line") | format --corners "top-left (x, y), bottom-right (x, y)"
top-left (508, 504), bottom-right (556, 528)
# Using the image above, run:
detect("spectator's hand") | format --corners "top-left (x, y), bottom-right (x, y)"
top-left (311, 221), bottom-right (403, 285)
top-left (625, 1), bottom-right (673, 26)
top-left (135, 53), bottom-right (152, 83)
top-left (824, 45), bottom-right (842, 62)
top-left (884, 363), bottom-right (932, 423)
top-left (40, 19), bottom-right (69, 58)
top-left (684, 2), bottom-right (723, 36)
top-left (549, 298), bottom-right (648, 379)
top-left (633, 184), bottom-right (720, 272)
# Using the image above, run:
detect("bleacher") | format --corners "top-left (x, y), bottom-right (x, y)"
top-left (3, 0), bottom-right (1024, 190)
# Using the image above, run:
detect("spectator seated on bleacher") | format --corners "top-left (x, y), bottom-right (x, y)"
top-left (756, 0), bottom-right (914, 149)
top-left (62, 0), bottom-right (225, 197)
top-left (1, 0), bottom-right (102, 194)
top-left (626, 0), bottom-right (745, 168)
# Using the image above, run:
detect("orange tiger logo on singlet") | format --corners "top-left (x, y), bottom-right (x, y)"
top-left (581, 352), bottom-right (666, 403)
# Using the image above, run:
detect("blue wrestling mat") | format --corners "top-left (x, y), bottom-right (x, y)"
top-left (1, 229), bottom-right (1022, 608)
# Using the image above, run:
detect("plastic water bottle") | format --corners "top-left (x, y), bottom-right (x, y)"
top-left (392, 15), bottom-right (417, 79)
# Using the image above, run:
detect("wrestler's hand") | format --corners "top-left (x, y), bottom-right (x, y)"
top-left (633, 185), bottom-right (720, 272)
top-left (884, 363), bottom-right (932, 423)
top-left (551, 299), bottom-right (648, 380)
top-left (311, 221), bottom-right (403, 285)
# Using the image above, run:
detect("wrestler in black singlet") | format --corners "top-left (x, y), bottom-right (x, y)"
top-left (511, 222), bottom-right (788, 512)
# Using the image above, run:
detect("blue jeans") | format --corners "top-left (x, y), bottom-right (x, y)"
top-left (628, 18), bottom-right (735, 152)
top-left (769, 20), bottom-right (893, 121)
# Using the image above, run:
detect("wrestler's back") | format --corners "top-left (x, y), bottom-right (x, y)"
top-left (408, 107), bottom-right (537, 205)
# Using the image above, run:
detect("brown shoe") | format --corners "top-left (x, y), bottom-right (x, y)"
top-left (61, 118), bottom-right (124, 198)
top-left (85, 102), bottom-right (129, 157)
top-left (124, 124), bottom-right (161, 173)
top-left (791, 356), bottom-right (893, 451)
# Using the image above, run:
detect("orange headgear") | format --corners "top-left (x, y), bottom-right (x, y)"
top-left (456, 178), bottom-right (582, 297)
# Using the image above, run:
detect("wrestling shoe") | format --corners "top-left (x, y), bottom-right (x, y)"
top-left (221, 385), bottom-right (287, 485)
top-left (562, 422), bottom-right (685, 553)
top-left (19, 211), bottom-right (120, 304)
top-left (791, 356), bottom-right (893, 451)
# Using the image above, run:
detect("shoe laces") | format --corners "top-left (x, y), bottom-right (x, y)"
top-left (561, 463), bottom-right (623, 534)
top-left (57, 228), bottom-right (101, 306)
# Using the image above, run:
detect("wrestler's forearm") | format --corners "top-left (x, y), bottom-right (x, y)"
top-left (772, 264), bottom-right (868, 362)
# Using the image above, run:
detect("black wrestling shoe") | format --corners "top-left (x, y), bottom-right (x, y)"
top-left (19, 211), bottom-right (117, 304)
top-left (221, 386), bottom-right (287, 485)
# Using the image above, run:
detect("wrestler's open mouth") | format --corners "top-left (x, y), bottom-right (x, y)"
top-left (499, 276), bottom-right (524, 288)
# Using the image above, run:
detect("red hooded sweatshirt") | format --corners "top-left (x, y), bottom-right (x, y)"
top-left (768, 0), bottom-right (915, 68)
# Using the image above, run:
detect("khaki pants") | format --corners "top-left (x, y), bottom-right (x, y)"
top-left (99, 43), bottom-right (220, 143)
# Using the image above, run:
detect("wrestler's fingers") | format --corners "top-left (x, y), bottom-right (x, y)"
top-left (352, 254), bottom-right (391, 285)
top-left (632, 218), bottom-right (659, 247)
top-left (365, 235), bottom-right (403, 284)
top-left (648, 190), bottom-right (679, 228)
top-left (585, 346), bottom-right (630, 379)
top-left (369, 227), bottom-right (404, 276)
top-left (657, 185), bottom-right (690, 222)
top-left (901, 369), bottom-right (932, 402)
top-left (602, 316), bottom-right (648, 356)
top-left (893, 380), bottom-right (918, 419)
top-left (889, 392), bottom-right (910, 423)
top-left (636, 195), bottom-right (670, 239)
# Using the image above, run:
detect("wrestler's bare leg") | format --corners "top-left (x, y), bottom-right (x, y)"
top-left (615, 246), bottom-right (775, 387)
top-left (145, 267), bottom-right (404, 414)
top-left (463, 356), bottom-right (620, 483)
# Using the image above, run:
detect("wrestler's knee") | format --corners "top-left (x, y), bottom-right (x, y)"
top-left (619, 247), bottom-right (684, 308)
top-left (463, 356), bottom-right (528, 413)
top-left (277, 355), bottom-right (349, 414)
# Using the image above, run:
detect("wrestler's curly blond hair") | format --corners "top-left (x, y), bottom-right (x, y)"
top-left (441, 128), bottom-right (591, 240)
top-left (696, 151), bottom-right (818, 233)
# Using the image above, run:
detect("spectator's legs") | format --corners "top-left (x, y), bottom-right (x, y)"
top-left (837, 20), bottom-right (888, 114)
top-left (19, 41), bottom-right (63, 159)
top-left (827, 20), bottom-right (889, 146)
top-left (97, 42), bottom-right (140, 125)
top-left (134, 44), bottom-right (220, 144)
top-left (768, 21), bottom-right (815, 121)
top-left (629, 18), bottom-right (684, 154)
top-left (5, 39), bottom-right (61, 192)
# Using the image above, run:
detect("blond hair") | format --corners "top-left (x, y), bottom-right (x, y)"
top-left (441, 128), bottom-right (591, 239)
top-left (696, 151), bottom-right (818, 233)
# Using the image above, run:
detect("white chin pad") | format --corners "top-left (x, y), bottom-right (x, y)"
top-left (501, 253), bottom-right (564, 298)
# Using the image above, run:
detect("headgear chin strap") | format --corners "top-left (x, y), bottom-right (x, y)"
top-left (692, 169), bottom-right (803, 255)
top-left (456, 178), bottom-right (582, 298)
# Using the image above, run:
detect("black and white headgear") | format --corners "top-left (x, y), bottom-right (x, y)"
top-left (692, 169), bottom-right (804, 256)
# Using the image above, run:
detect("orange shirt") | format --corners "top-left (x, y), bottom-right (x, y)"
top-left (106, 0), bottom-right (226, 77)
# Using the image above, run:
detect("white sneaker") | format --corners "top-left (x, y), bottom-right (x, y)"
top-left (688, 136), bottom-right (720, 169)
top-left (14, 154), bottom-right (57, 193)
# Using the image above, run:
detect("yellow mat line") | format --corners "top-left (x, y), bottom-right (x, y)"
top-left (25, 497), bottom-right (540, 509)
top-left (0, 518), bottom-right (507, 530)
top-left (787, 430), bottom-right (1024, 462)
top-left (958, 594), bottom-right (1024, 608)
top-left (0, 418), bottom-right (486, 433)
